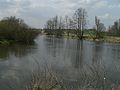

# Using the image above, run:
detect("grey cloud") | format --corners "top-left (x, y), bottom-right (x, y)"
top-left (0, 0), bottom-right (119, 28)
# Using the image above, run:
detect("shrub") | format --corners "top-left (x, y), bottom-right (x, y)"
top-left (0, 16), bottom-right (39, 44)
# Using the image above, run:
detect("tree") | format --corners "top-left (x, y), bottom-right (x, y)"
top-left (64, 15), bottom-right (70, 36)
top-left (44, 16), bottom-right (64, 36)
top-left (58, 16), bottom-right (64, 29)
top-left (68, 18), bottom-right (76, 35)
top-left (55, 16), bottom-right (64, 36)
top-left (69, 18), bottom-right (75, 29)
top-left (73, 8), bottom-right (87, 39)
top-left (94, 16), bottom-right (106, 39)
top-left (1, 16), bottom-right (28, 30)
top-left (0, 16), bottom-right (39, 43)
top-left (65, 15), bottom-right (69, 29)
top-left (108, 19), bottom-right (120, 37)
top-left (44, 19), bottom-right (54, 35)
top-left (53, 16), bottom-right (58, 30)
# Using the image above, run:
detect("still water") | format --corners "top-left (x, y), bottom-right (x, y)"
top-left (0, 35), bottom-right (120, 89)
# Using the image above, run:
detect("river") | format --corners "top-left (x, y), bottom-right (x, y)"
top-left (0, 35), bottom-right (120, 90)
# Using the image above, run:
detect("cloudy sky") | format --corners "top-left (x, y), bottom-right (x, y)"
top-left (0, 0), bottom-right (120, 28)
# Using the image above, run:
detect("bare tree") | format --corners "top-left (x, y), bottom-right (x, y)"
top-left (44, 19), bottom-right (54, 35)
top-left (73, 8), bottom-right (87, 39)
top-left (58, 16), bottom-right (64, 30)
top-left (108, 19), bottom-right (120, 37)
top-left (64, 15), bottom-right (70, 36)
top-left (53, 16), bottom-right (58, 30)
top-left (95, 16), bottom-right (106, 39)
top-left (44, 16), bottom-right (65, 36)
top-left (65, 15), bottom-right (69, 29)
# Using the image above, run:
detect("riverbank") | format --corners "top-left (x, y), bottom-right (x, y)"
top-left (49, 33), bottom-right (120, 44)
top-left (84, 35), bottom-right (120, 44)
top-left (0, 40), bottom-right (35, 45)
top-left (1, 33), bottom-right (120, 45)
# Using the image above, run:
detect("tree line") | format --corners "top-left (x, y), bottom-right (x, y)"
top-left (0, 8), bottom-right (120, 45)
top-left (0, 16), bottom-right (39, 44)
top-left (108, 19), bottom-right (120, 37)
top-left (44, 7), bottom-right (120, 39)
top-left (44, 8), bottom-right (88, 39)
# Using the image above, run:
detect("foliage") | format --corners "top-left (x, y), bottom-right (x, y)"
top-left (0, 16), bottom-right (39, 44)
top-left (0, 40), bottom-right (10, 45)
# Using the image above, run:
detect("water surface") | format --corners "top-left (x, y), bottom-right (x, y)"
top-left (0, 35), bottom-right (120, 89)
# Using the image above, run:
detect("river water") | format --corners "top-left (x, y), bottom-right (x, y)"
top-left (0, 35), bottom-right (120, 90)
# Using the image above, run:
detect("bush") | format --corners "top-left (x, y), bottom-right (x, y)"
top-left (0, 16), bottom-right (39, 44)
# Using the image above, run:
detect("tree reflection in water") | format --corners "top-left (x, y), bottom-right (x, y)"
top-left (0, 44), bottom-right (36, 59)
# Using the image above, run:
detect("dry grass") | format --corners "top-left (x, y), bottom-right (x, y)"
top-left (6, 59), bottom-right (120, 90)
top-left (22, 63), bottom-right (120, 90)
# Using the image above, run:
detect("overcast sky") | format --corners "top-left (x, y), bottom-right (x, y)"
top-left (0, 0), bottom-right (120, 28)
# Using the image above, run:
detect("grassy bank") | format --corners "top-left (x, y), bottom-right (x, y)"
top-left (84, 35), bottom-right (120, 44)
top-left (43, 31), bottom-right (120, 44)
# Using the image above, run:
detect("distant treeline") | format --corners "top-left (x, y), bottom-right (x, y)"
top-left (0, 16), bottom-right (40, 44)
top-left (44, 8), bottom-right (120, 39)
top-left (0, 8), bottom-right (120, 44)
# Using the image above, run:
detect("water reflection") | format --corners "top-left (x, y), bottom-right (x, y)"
top-left (92, 42), bottom-right (104, 65)
top-left (0, 36), bottom-right (120, 90)
top-left (44, 37), bottom-right (84, 69)
top-left (0, 44), bottom-right (36, 59)
top-left (44, 36), bottom-right (64, 57)
top-left (72, 40), bottom-right (83, 68)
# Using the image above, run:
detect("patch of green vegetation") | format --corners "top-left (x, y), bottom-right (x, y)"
top-left (0, 16), bottom-right (39, 45)
top-left (0, 40), bottom-right (10, 45)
